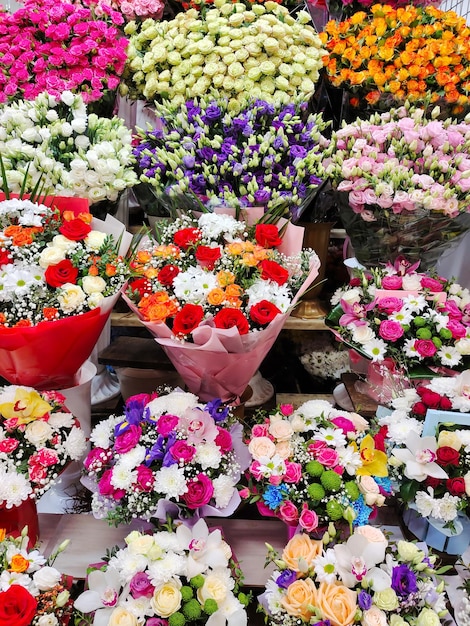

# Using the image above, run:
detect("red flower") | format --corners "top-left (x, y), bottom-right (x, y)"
top-left (172, 303), bottom-right (204, 336)
top-left (0, 249), bottom-right (11, 267)
top-left (418, 389), bottom-right (442, 409)
top-left (255, 224), bottom-right (282, 248)
top-left (44, 259), bottom-right (79, 287)
top-left (173, 227), bottom-right (201, 249)
top-left (425, 476), bottom-right (443, 489)
top-left (59, 218), bottom-right (92, 241)
top-left (436, 446), bottom-right (460, 467)
top-left (250, 300), bottom-right (282, 326)
top-left (373, 426), bottom-right (388, 452)
top-left (213, 307), bottom-right (249, 335)
top-left (0, 585), bottom-right (37, 626)
top-left (195, 245), bottom-right (221, 270)
top-left (447, 476), bottom-right (466, 496)
top-left (129, 277), bottom-right (152, 299)
top-left (440, 396), bottom-right (453, 410)
top-left (412, 402), bottom-right (427, 417)
top-left (158, 264), bottom-right (180, 286)
top-left (258, 259), bottom-right (289, 285)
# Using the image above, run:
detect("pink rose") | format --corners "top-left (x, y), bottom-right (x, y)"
top-left (269, 475), bottom-right (283, 486)
top-left (170, 440), bottom-right (196, 463)
top-left (330, 417), bottom-right (356, 434)
top-left (415, 339), bottom-right (438, 358)
top-left (279, 500), bottom-right (299, 524)
top-left (157, 414), bottom-right (179, 437)
top-left (280, 404), bottom-right (294, 416)
top-left (135, 465), bottom-right (155, 492)
top-left (215, 427), bottom-right (233, 453)
top-left (379, 319), bottom-right (404, 342)
top-left (183, 473), bottom-right (214, 509)
top-left (381, 275), bottom-right (402, 290)
top-left (83, 447), bottom-right (112, 471)
top-left (316, 448), bottom-right (340, 468)
top-left (299, 505), bottom-right (319, 532)
top-left (333, 465), bottom-right (345, 475)
top-left (130, 572), bottom-right (154, 599)
top-left (377, 297), bottom-right (403, 315)
top-left (252, 423), bottom-right (269, 437)
top-left (249, 460), bottom-right (264, 481)
top-left (0, 438), bottom-right (19, 454)
top-left (447, 320), bottom-right (467, 339)
top-left (442, 300), bottom-right (463, 320)
top-left (98, 469), bottom-right (126, 500)
top-left (420, 276), bottom-right (445, 292)
top-left (239, 487), bottom-right (250, 499)
top-left (284, 462), bottom-right (302, 484)
top-left (308, 440), bottom-right (328, 458)
top-left (114, 425), bottom-right (142, 454)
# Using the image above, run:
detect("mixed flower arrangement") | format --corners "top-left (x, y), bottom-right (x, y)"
top-left (81, 389), bottom-right (251, 525)
top-left (320, 4), bottom-right (470, 117)
top-left (0, 527), bottom-right (73, 626)
top-left (259, 525), bottom-right (449, 626)
top-left (0, 0), bottom-right (127, 105)
top-left (323, 106), bottom-right (470, 267)
top-left (133, 97), bottom-right (327, 219)
top-left (74, 518), bottom-right (248, 626)
top-left (243, 399), bottom-right (391, 532)
top-left (121, 0), bottom-right (326, 109)
top-left (0, 384), bottom-right (87, 508)
top-left (0, 91), bottom-right (138, 205)
top-left (327, 259), bottom-right (470, 372)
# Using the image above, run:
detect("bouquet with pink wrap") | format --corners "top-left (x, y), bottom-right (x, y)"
top-left (125, 208), bottom-right (320, 402)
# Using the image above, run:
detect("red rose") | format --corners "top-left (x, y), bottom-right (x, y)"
top-left (250, 300), bottom-right (282, 326)
top-left (173, 227), bottom-right (201, 249)
top-left (0, 249), bottom-right (11, 267)
top-left (158, 264), bottom-right (180, 287)
top-left (419, 389), bottom-right (442, 409)
top-left (447, 476), bottom-right (466, 496)
top-left (349, 277), bottom-right (361, 287)
top-left (373, 426), bottom-right (388, 452)
top-left (255, 224), bottom-right (282, 248)
top-left (412, 402), bottom-right (427, 417)
top-left (129, 277), bottom-right (152, 299)
top-left (440, 396), bottom-right (453, 410)
top-left (258, 259), bottom-right (289, 285)
top-left (0, 585), bottom-right (38, 626)
top-left (213, 307), bottom-right (249, 335)
top-left (425, 476), bottom-right (443, 489)
top-left (195, 245), bottom-right (221, 270)
top-left (172, 303), bottom-right (204, 336)
top-left (436, 446), bottom-right (460, 467)
top-left (59, 218), bottom-right (92, 241)
top-left (44, 259), bottom-right (79, 287)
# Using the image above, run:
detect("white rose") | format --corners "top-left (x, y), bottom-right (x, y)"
top-left (33, 566), bottom-right (61, 591)
top-left (351, 324), bottom-right (375, 344)
top-left (82, 275), bottom-right (107, 295)
top-left (51, 234), bottom-right (78, 253)
top-left (197, 573), bottom-right (229, 604)
top-left (24, 420), bottom-right (53, 447)
top-left (61, 90), bottom-right (75, 106)
top-left (402, 274), bottom-right (422, 290)
top-left (341, 288), bottom-right (362, 305)
top-left (38, 246), bottom-right (66, 269)
top-left (88, 292), bottom-right (105, 308)
top-left (84, 230), bottom-right (107, 251)
top-left (57, 283), bottom-right (86, 313)
top-left (36, 616), bottom-right (59, 626)
top-left (456, 338), bottom-right (470, 355)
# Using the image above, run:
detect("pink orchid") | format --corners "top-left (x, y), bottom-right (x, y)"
top-left (339, 298), bottom-right (377, 327)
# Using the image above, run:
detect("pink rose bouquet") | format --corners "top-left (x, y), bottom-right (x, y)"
top-left (243, 399), bottom-right (391, 534)
top-left (87, 0), bottom-right (165, 21)
top-left (81, 389), bottom-right (251, 526)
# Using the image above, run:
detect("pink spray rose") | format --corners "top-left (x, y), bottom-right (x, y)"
top-left (134, 465), bottom-right (155, 492)
top-left (215, 427), bottom-right (233, 453)
top-left (114, 425), bottom-right (142, 454)
top-left (183, 473), bottom-right (214, 509)
top-left (316, 448), bottom-right (340, 468)
top-left (170, 440), bottom-right (196, 464)
top-left (415, 339), bottom-right (438, 358)
top-left (279, 500), bottom-right (299, 524)
top-left (299, 504), bottom-right (319, 532)
top-left (156, 414), bottom-right (179, 437)
top-left (381, 275), bottom-right (403, 290)
top-left (379, 319), bottom-right (404, 342)
top-left (283, 462), bottom-right (302, 484)
top-left (377, 297), bottom-right (404, 315)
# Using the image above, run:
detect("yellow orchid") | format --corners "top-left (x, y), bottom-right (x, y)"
top-left (0, 388), bottom-right (52, 425)
top-left (357, 434), bottom-right (388, 477)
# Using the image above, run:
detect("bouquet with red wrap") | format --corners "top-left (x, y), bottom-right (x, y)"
top-left (0, 196), bottom-right (133, 390)
top-left (124, 209), bottom-right (320, 402)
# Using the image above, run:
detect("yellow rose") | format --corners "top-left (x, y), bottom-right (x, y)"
top-left (280, 578), bottom-right (317, 621)
top-left (362, 606), bottom-right (388, 626)
top-left (373, 588), bottom-right (399, 611)
top-left (151, 581), bottom-right (182, 618)
top-left (197, 573), bottom-right (229, 604)
top-left (416, 608), bottom-right (441, 626)
top-left (282, 533), bottom-right (323, 572)
top-left (315, 582), bottom-right (357, 626)
top-left (248, 436), bottom-right (276, 461)
top-left (108, 607), bottom-right (138, 626)
top-left (437, 430), bottom-right (462, 451)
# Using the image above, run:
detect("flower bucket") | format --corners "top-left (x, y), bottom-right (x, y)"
top-left (0, 498), bottom-right (39, 550)
top-left (403, 504), bottom-right (470, 555)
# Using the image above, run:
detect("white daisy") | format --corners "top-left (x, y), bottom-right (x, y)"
top-left (402, 293), bottom-right (427, 313)
top-left (362, 338), bottom-right (387, 362)
top-left (313, 548), bottom-right (338, 584)
top-left (390, 308), bottom-right (413, 325)
top-left (337, 445), bottom-right (362, 475)
top-left (437, 346), bottom-right (462, 367)
top-left (314, 427), bottom-right (347, 448)
top-left (403, 338), bottom-right (421, 359)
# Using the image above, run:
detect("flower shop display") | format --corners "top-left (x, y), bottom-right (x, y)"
top-left (81, 389), bottom-right (251, 526)
top-left (133, 97), bottom-right (328, 221)
top-left (258, 524), bottom-right (450, 626)
top-left (320, 4), bottom-right (470, 119)
top-left (120, 0), bottom-right (326, 109)
top-left (323, 106), bottom-right (470, 268)
top-left (0, 527), bottom-right (73, 626)
top-left (0, 194), bottom-right (133, 389)
top-left (243, 399), bottom-right (392, 534)
top-left (299, 332), bottom-right (351, 383)
top-left (0, 91), bottom-right (138, 207)
top-left (89, 0), bottom-right (166, 22)
top-left (0, 384), bottom-right (86, 545)
top-left (74, 517), bottom-right (248, 626)
top-left (0, 0), bottom-right (127, 107)
top-left (124, 211), bottom-right (319, 401)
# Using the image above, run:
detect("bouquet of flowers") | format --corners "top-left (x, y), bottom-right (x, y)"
top-left (0, 91), bottom-right (138, 206)
top-left (120, 0), bottom-right (326, 109)
top-left (320, 4), bottom-right (470, 118)
top-left (0, 384), bottom-right (87, 507)
top-left (258, 525), bottom-right (450, 626)
top-left (133, 97), bottom-right (328, 221)
top-left (0, 193), bottom-right (133, 389)
top-left (323, 106), bottom-right (470, 268)
top-left (326, 259), bottom-right (470, 378)
top-left (81, 389), bottom-right (251, 525)
top-left (124, 211), bottom-right (319, 401)
top-left (74, 518), bottom-right (248, 625)
top-left (0, 527), bottom-right (73, 626)
top-left (243, 399), bottom-right (391, 532)
top-left (0, 0), bottom-right (127, 106)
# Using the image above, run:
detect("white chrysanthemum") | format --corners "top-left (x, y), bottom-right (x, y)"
top-left (337, 445), bottom-right (362, 475)
top-left (362, 338), bottom-right (387, 362)
top-left (121, 595), bottom-right (152, 620)
top-left (245, 279), bottom-right (291, 312)
top-left (455, 429), bottom-right (470, 446)
top-left (386, 417), bottom-right (423, 445)
top-left (414, 490), bottom-right (435, 517)
top-left (426, 377), bottom-right (458, 396)
top-left (110, 465), bottom-right (137, 490)
top-left (154, 465), bottom-right (188, 499)
top-left (330, 287), bottom-right (347, 306)
top-left (437, 346), bottom-right (462, 367)
top-left (313, 548), bottom-right (338, 584)
top-left (212, 475), bottom-right (236, 509)
top-left (63, 426), bottom-right (87, 460)
top-left (197, 212), bottom-right (245, 240)
top-left (0, 472), bottom-right (32, 508)
top-left (390, 390), bottom-right (419, 410)
top-left (90, 415), bottom-right (121, 448)
top-left (153, 532), bottom-right (181, 554)
top-left (172, 266), bottom-right (218, 304)
top-left (403, 338), bottom-right (421, 359)
top-left (47, 412), bottom-right (75, 429)
top-left (194, 442), bottom-right (222, 470)
top-left (118, 445), bottom-right (147, 470)
top-left (264, 576), bottom-right (284, 615)
top-left (432, 492), bottom-right (460, 522)
top-left (147, 553), bottom-right (187, 587)
top-left (293, 400), bottom-right (333, 421)
top-left (314, 427), bottom-right (346, 448)
top-left (146, 391), bottom-right (200, 418)
top-left (108, 551), bottom-right (149, 584)
top-left (454, 396), bottom-right (470, 412)
top-left (402, 293), bottom-right (427, 313)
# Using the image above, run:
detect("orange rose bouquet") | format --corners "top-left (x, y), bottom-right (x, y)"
top-left (259, 525), bottom-right (450, 626)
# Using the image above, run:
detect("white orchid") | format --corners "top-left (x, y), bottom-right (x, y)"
top-left (176, 519), bottom-right (229, 579)
top-left (391, 431), bottom-right (449, 482)
top-left (73, 568), bottom-right (123, 626)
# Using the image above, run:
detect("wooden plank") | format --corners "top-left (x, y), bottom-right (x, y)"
top-left (98, 336), bottom-right (174, 370)
top-left (276, 393), bottom-right (335, 408)
top-left (341, 373), bottom-right (378, 417)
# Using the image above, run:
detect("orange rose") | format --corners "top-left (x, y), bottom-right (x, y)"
top-left (10, 554), bottom-right (29, 573)
top-left (207, 288), bottom-right (226, 306)
top-left (282, 534), bottom-right (323, 572)
top-left (216, 270), bottom-right (235, 287)
top-left (315, 582), bottom-right (357, 626)
top-left (281, 578), bottom-right (317, 621)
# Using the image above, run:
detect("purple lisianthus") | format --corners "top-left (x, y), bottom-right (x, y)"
top-left (391, 564), bottom-right (418, 597)
top-left (358, 590), bottom-right (372, 610)
top-left (312, 621), bottom-right (331, 626)
top-left (254, 189), bottom-right (271, 205)
top-left (203, 102), bottom-right (222, 123)
top-left (182, 155), bottom-right (195, 169)
top-left (198, 146), bottom-right (215, 161)
top-left (275, 569), bottom-right (297, 589)
top-left (130, 571), bottom-right (155, 599)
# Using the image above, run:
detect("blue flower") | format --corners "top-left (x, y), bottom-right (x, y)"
top-left (352, 494), bottom-right (373, 526)
top-left (263, 484), bottom-right (288, 510)
top-left (204, 398), bottom-right (229, 423)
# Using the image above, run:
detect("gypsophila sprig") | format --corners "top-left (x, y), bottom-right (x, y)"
top-left (243, 399), bottom-right (391, 532)
top-left (0, 527), bottom-right (73, 626)
top-left (133, 97), bottom-right (328, 219)
top-left (81, 389), bottom-right (250, 525)
top-left (258, 525), bottom-right (450, 626)
top-left (74, 517), bottom-right (248, 626)
top-left (121, 0), bottom-right (326, 109)
top-left (0, 385), bottom-right (87, 507)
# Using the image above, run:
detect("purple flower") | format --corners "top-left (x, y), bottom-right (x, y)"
top-left (291, 145), bottom-right (307, 159)
top-left (130, 571), bottom-right (154, 598)
top-left (254, 189), bottom-right (271, 205)
top-left (205, 398), bottom-right (229, 423)
top-left (273, 136), bottom-right (285, 150)
top-left (275, 569), bottom-right (297, 589)
top-left (202, 102), bottom-right (222, 123)
top-left (312, 621), bottom-right (331, 626)
top-left (147, 620), bottom-right (168, 626)
top-left (254, 100), bottom-right (275, 115)
top-left (391, 564), bottom-right (418, 597)
top-left (358, 590), bottom-right (372, 610)
top-left (182, 155), bottom-right (195, 169)
top-left (198, 146), bottom-right (215, 161)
